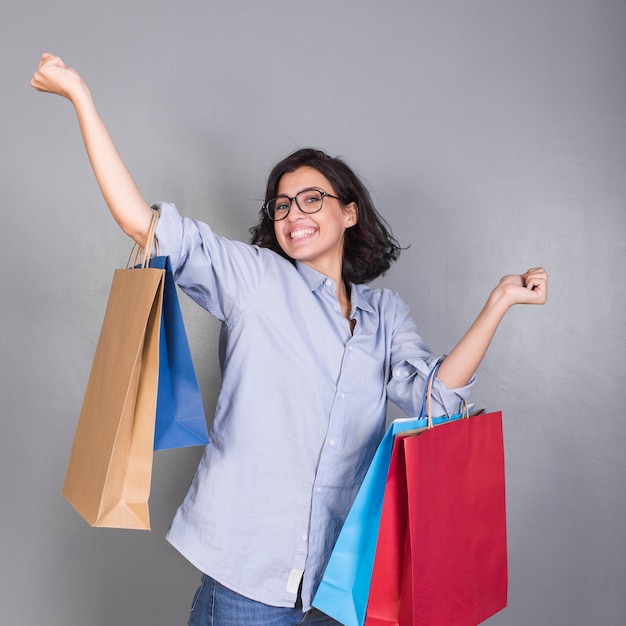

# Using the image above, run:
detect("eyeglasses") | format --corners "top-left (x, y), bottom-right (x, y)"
top-left (263, 188), bottom-right (340, 221)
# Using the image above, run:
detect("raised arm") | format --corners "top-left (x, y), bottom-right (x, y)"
top-left (437, 267), bottom-right (548, 389)
top-left (31, 53), bottom-right (153, 246)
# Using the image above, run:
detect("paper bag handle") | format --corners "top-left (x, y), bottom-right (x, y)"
top-left (125, 208), bottom-right (160, 269)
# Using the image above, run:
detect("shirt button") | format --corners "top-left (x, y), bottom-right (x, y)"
top-left (339, 392), bottom-right (345, 399)
top-left (329, 439), bottom-right (337, 446)
top-left (325, 279), bottom-right (332, 287)
top-left (316, 487), bottom-right (322, 494)
top-left (302, 534), bottom-right (309, 542)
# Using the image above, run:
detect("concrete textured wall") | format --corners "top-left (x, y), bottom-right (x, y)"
top-left (1, 1), bottom-right (624, 624)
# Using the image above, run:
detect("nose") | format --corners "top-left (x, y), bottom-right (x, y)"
top-left (286, 199), bottom-right (305, 221)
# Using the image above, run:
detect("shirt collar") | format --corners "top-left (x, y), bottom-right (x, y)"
top-left (295, 261), bottom-right (375, 314)
top-left (295, 261), bottom-right (329, 292)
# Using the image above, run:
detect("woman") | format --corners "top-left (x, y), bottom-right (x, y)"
top-left (31, 53), bottom-right (547, 626)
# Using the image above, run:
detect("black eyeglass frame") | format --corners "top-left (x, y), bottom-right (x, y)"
top-left (263, 188), bottom-right (340, 221)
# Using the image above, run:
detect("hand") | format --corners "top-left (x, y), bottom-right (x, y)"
top-left (494, 267), bottom-right (548, 307)
top-left (438, 267), bottom-right (548, 387)
top-left (30, 53), bottom-right (87, 102)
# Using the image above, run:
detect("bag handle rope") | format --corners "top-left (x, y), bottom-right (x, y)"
top-left (125, 209), bottom-right (160, 269)
top-left (426, 360), bottom-right (469, 429)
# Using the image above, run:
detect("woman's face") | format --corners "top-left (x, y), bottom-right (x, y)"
top-left (273, 166), bottom-right (357, 279)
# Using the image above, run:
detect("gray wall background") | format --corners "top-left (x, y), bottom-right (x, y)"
top-left (2, 1), bottom-right (625, 624)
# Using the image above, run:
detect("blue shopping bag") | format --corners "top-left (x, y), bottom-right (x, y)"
top-left (313, 365), bottom-right (464, 626)
top-left (147, 256), bottom-right (209, 451)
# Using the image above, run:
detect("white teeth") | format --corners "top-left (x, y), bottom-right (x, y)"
top-left (290, 228), bottom-right (315, 240)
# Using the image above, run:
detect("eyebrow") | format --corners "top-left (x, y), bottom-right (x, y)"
top-left (275, 187), bottom-right (329, 197)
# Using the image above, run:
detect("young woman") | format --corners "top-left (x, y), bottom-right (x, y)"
top-left (31, 53), bottom-right (548, 626)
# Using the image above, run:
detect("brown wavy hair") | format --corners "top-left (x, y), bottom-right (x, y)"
top-left (249, 148), bottom-right (401, 284)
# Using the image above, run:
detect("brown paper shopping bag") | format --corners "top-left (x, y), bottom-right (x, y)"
top-left (63, 212), bottom-right (165, 530)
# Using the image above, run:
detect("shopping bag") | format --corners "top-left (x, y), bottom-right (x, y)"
top-left (365, 409), bottom-right (507, 625)
top-left (313, 364), bottom-right (465, 626)
top-left (62, 209), bottom-right (206, 529)
top-left (148, 255), bottom-right (208, 451)
top-left (62, 262), bottom-right (164, 530)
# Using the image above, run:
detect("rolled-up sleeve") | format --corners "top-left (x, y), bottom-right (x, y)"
top-left (386, 293), bottom-right (475, 417)
top-left (152, 201), bottom-right (186, 267)
top-left (153, 202), bottom-right (268, 321)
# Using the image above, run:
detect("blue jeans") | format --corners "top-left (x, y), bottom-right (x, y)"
top-left (188, 575), bottom-right (342, 626)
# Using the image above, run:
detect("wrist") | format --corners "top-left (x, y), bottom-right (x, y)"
top-left (70, 80), bottom-right (92, 106)
top-left (486, 284), bottom-right (515, 314)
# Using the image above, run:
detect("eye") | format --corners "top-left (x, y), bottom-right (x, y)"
top-left (270, 197), bottom-right (290, 212)
top-left (301, 190), bottom-right (323, 204)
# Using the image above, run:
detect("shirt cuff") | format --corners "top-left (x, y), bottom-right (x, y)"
top-left (152, 201), bottom-right (185, 268)
top-left (392, 356), bottom-right (476, 417)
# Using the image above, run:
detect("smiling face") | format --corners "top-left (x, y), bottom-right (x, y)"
top-left (273, 166), bottom-right (358, 280)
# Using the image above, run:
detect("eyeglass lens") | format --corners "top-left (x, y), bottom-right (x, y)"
top-left (266, 189), bottom-right (325, 221)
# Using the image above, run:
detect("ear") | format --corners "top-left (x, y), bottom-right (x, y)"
top-left (343, 202), bottom-right (358, 227)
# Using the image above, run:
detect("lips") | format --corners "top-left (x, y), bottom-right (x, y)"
top-left (289, 227), bottom-right (316, 240)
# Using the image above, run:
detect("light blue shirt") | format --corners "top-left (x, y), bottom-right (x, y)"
top-left (154, 202), bottom-right (474, 611)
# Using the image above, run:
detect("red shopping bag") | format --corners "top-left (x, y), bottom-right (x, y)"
top-left (365, 410), bottom-right (508, 626)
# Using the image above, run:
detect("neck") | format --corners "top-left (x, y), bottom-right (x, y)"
top-left (299, 259), bottom-right (352, 321)
top-left (337, 281), bottom-right (352, 321)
